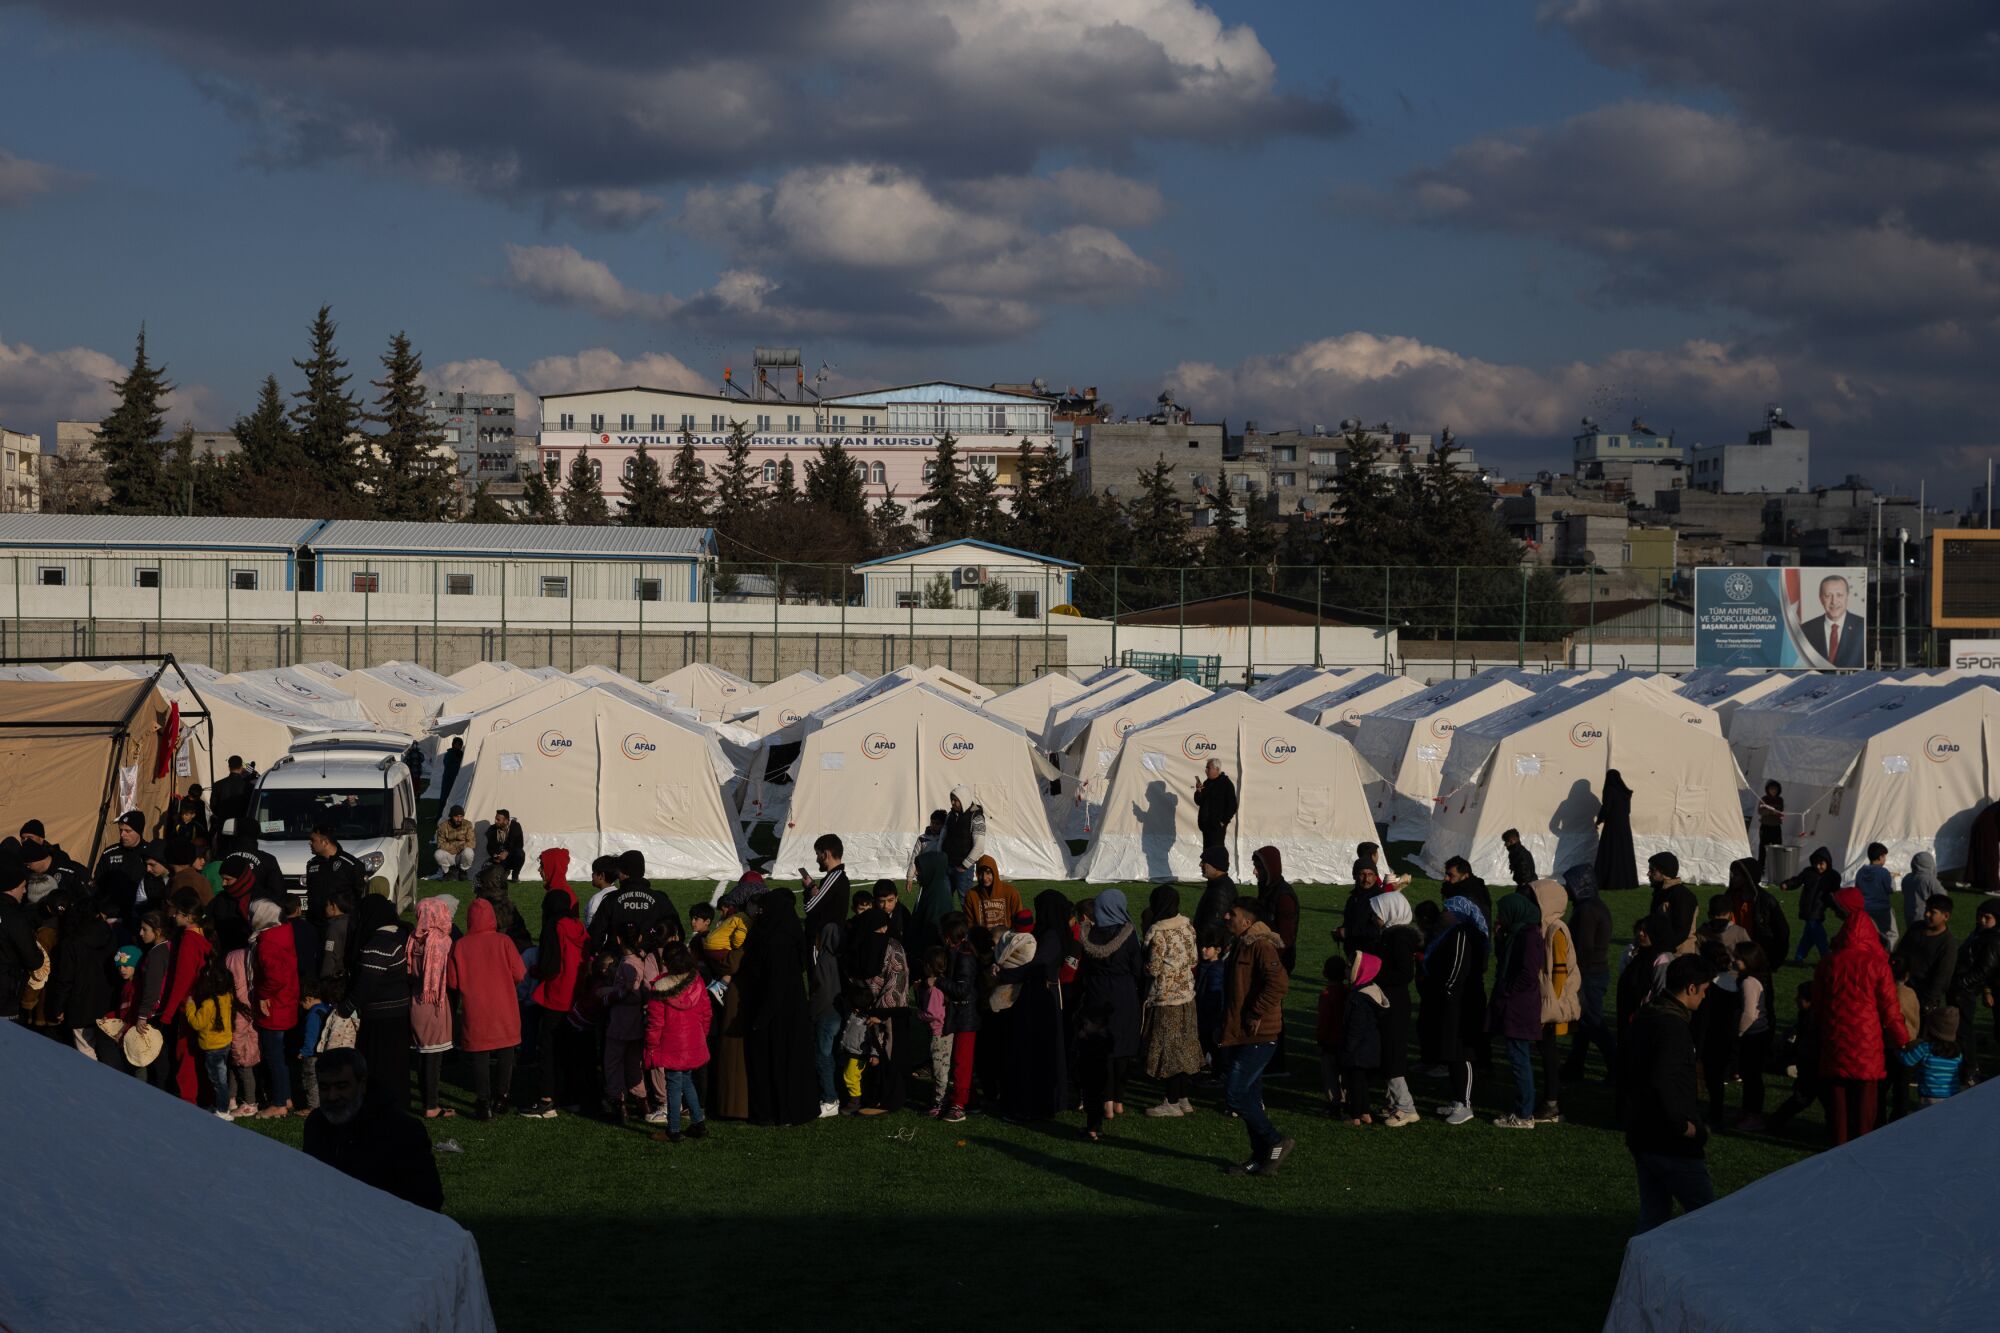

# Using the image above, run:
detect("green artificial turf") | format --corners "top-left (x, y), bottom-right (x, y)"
top-left (241, 843), bottom-right (1980, 1333)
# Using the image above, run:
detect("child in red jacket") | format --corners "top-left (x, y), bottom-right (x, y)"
top-left (643, 942), bottom-right (712, 1142)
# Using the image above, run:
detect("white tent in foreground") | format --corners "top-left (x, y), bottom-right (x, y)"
top-left (459, 683), bottom-right (749, 878)
top-left (1417, 676), bottom-right (1750, 886)
top-left (1604, 1078), bottom-right (2000, 1332)
top-left (1076, 690), bottom-right (1376, 884)
top-left (0, 1020), bottom-right (495, 1332)
top-left (1352, 672), bottom-right (1543, 842)
top-left (774, 681), bottom-right (1070, 880)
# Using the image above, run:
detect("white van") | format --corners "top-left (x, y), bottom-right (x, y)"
top-left (237, 732), bottom-right (423, 909)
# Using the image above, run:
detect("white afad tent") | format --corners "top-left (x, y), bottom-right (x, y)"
top-left (980, 671), bottom-right (1088, 745)
top-left (774, 681), bottom-right (1069, 880)
top-left (1417, 676), bottom-right (1751, 886)
top-left (459, 683), bottom-right (749, 878)
top-left (1075, 690), bottom-right (1376, 884)
top-left (0, 1021), bottom-right (495, 1332)
top-left (1762, 678), bottom-right (2000, 878)
top-left (649, 662), bottom-right (754, 721)
top-left (1604, 1079), bottom-right (2000, 1332)
top-left (1352, 673), bottom-right (1541, 842)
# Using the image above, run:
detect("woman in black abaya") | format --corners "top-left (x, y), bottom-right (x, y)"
top-left (1592, 768), bottom-right (1639, 892)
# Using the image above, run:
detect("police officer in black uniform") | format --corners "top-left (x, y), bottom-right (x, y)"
top-left (92, 811), bottom-right (151, 923)
top-left (305, 824), bottom-right (367, 923)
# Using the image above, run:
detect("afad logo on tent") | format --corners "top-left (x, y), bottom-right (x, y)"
top-left (1926, 734), bottom-right (1961, 763)
top-left (1183, 733), bottom-right (1219, 761)
top-left (862, 732), bottom-right (897, 759)
top-left (620, 732), bottom-right (658, 760)
top-left (1261, 735), bottom-right (1298, 764)
top-left (938, 732), bottom-right (975, 760)
top-left (538, 729), bottom-right (574, 758)
top-left (1569, 721), bottom-right (1604, 748)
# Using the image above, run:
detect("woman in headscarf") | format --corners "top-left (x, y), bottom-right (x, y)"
top-left (1072, 889), bottom-right (1145, 1138)
top-left (523, 884), bottom-right (587, 1119)
top-left (1421, 894), bottom-right (1488, 1124)
top-left (908, 846), bottom-right (955, 960)
top-left (1592, 769), bottom-right (1639, 892)
top-left (842, 905), bottom-right (910, 1115)
top-left (408, 895), bottom-right (457, 1118)
top-left (1902, 852), bottom-right (1944, 940)
top-left (1140, 885), bottom-right (1202, 1117)
top-left (705, 879), bottom-right (758, 1120)
top-left (1486, 890), bottom-right (1545, 1129)
top-left (346, 894), bottom-right (412, 1109)
top-left (1370, 889), bottom-right (1424, 1126)
top-left (248, 896), bottom-right (299, 1117)
top-left (1813, 886), bottom-right (1910, 1145)
top-left (999, 889), bottom-right (1073, 1121)
top-left (738, 888), bottom-right (820, 1126)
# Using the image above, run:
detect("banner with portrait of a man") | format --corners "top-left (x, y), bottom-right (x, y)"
top-left (1694, 567), bottom-right (1868, 669)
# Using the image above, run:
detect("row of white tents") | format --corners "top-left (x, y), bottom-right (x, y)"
top-left (15, 654), bottom-right (1997, 886)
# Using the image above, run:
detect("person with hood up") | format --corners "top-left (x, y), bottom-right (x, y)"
top-left (521, 883), bottom-right (588, 1119)
top-left (1559, 865), bottom-right (1617, 1083)
top-left (1902, 852), bottom-right (1944, 941)
top-left (406, 896), bottom-right (461, 1119)
top-left (1813, 887), bottom-right (1910, 1145)
top-left (998, 890), bottom-right (1073, 1122)
top-left (643, 940), bottom-right (712, 1140)
top-left (738, 888), bottom-right (820, 1126)
top-left (1487, 890), bottom-right (1546, 1129)
top-left (1422, 894), bottom-right (1487, 1125)
top-left (448, 897), bottom-right (526, 1119)
top-left (962, 853), bottom-right (1023, 940)
top-left (1784, 846), bottom-right (1841, 962)
top-left (942, 785), bottom-right (986, 899)
top-left (1593, 769), bottom-right (1639, 892)
top-left (1370, 889), bottom-right (1424, 1127)
top-left (1141, 885), bottom-right (1203, 1117)
top-left (1339, 951), bottom-right (1387, 1124)
top-left (1531, 878), bottom-right (1583, 1123)
top-left (347, 894), bottom-right (413, 1111)
top-left (248, 897), bottom-right (300, 1117)
top-left (908, 845), bottom-right (955, 961)
top-left (1073, 889), bottom-right (1145, 1137)
top-left (1948, 898), bottom-right (2000, 1084)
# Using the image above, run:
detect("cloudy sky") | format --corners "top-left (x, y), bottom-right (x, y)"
top-left (0, 1), bottom-right (1993, 492)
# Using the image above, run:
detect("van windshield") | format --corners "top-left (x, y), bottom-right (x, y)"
top-left (252, 788), bottom-right (392, 842)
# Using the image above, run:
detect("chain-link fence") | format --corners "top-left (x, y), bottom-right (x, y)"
top-left (0, 552), bottom-right (1931, 683)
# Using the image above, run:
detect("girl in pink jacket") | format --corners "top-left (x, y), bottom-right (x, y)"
top-left (643, 941), bottom-right (712, 1141)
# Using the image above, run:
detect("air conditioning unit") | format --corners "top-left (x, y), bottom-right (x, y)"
top-left (953, 566), bottom-right (988, 589)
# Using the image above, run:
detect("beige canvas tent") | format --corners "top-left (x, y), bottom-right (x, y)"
top-left (1762, 678), bottom-right (2000, 878)
top-left (1075, 689), bottom-right (1375, 884)
top-left (0, 677), bottom-right (184, 863)
top-left (458, 683), bottom-right (748, 878)
top-left (648, 662), bottom-right (754, 721)
top-left (1352, 672), bottom-right (1544, 842)
top-left (439, 675), bottom-right (591, 811)
top-left (1290, 672), bottom-right (1426, 738)
top-left (773, 681), bottom-right (1069, 880)
top-left (980, 672), bottom-right (1088, 746)
top-left (1050, 678), bottom-right (1213, 839)
top-left (1417, 676), bottom-right (1750, 886)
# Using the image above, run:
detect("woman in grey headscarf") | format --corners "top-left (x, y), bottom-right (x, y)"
top-left (1903, 852), bottom-right (1944, 938)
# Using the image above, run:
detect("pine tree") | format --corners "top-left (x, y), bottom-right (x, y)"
top-left (710, 420), bottom-right (759, 547)
top-left (964, 460), bottom-right (1003, 541)
top-left (95, 326), bottom-right (175, 513)
top-left (520, 461), bottom-right (562, 523)
top-left (290, 305), bottom-right (365, 493)
top-left (465, 480), bottom-right (512, 523)
top-left (562, 449), bottom-right (610, 525)
top-left (367, 332), bottom-right (458, 520)
top-left (663, 433), bottom-right (712, 529)
top-left (618, 442), bottom-right (671, 525)
top-left (915, 433), bottom-right (968, 539)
